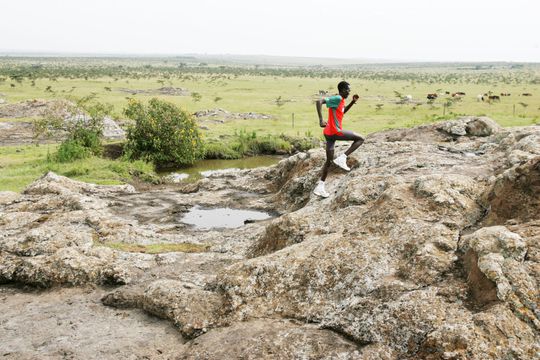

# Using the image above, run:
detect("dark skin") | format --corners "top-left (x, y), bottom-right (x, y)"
top-left (316, 85), bottom-right (363, 181)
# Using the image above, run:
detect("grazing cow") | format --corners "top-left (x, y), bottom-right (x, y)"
top-left (522, 93), bottom-right (532, 96)
top-left (445, 91), bottom-right (450, 95)
top-left (405, 95), bottom-right (413, 101)
top-left (500, 93), bottom-right (511, 96)
top-left (488, 95), bottom-right (500, 102)
top-left (427, 93), bottom-right (438, 100)
top-left (452, 91), bottom-right (466, 97)
top-left (477, 94), bottom-right (484, 102)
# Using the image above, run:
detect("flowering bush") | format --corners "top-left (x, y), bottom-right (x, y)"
top-left (123, 98), bottom-right (204, 166)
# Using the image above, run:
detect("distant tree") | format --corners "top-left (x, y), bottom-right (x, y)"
top-left (191, 92), bottom-right (202, 102)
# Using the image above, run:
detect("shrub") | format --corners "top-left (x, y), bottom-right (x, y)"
top-left (279, 134), bottom-right (319, 152)
top-left (251, 136), bottom-right (291, 154)
top-left (123, 98), bottom-right (204, 166)
top-left (56, 139), bottom-right (91, 162)
top-left (35, 97), bottom-right (109, 163)
top-left (204, 142), bottom-right (241, 159)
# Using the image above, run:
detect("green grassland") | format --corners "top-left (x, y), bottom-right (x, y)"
top-left (0, 143), bottom-right (155, 192)
top-left (0, 58), bottom-right (539, 192)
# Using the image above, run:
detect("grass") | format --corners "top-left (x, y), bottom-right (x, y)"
top-left (0, 143), bottom-right (156, 192)
top-left (1, 59), bottom-right (539, 191)
top-left (1, 74), bottom-right (538, 139)
top-left (97, 241), bottom-right (210, 254)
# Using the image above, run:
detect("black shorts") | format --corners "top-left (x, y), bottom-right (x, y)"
top-left (324, 130), bottom-right (364, 150)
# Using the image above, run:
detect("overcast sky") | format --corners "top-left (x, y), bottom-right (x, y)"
top-left (1, 0), bottom-right (539, 62)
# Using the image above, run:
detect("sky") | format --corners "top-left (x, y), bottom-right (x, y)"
top-left (1, 0), bottom-right (539, 62)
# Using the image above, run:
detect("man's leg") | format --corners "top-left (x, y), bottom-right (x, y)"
top-left (334, 131), bottom-right (364, 171)
top-left (314, 140), bottom-right (334, 198)
top-left (321, 145), bottom-right (334, 181)
top-left (343, 131), bottom-right (364, 156)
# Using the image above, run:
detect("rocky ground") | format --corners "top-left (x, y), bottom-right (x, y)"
top-left (0, 116), bottom-right (539, 359)
top-left (193, 108), bottom-right (272, 129)
top-left (0, 99), bottom-right (125, 145)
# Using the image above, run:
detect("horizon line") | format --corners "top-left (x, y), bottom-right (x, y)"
top-left (0, 50), bottom-right (538, 64)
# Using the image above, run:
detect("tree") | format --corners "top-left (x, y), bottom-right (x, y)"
top-left (191, 92), bottom-right (202, 102)
top-left (123, 98), bottom-right (204, 166)
top-left (33, 96), bottom-right (111, 162)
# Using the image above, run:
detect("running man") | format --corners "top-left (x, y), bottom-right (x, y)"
top-left (313, 81), bottom-right (364, 198)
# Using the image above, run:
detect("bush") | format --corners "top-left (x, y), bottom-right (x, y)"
top-left (56, 139), bottom-right (92, 162)
top-left (123, 98), bottom-right (204, 166)
top-left (204, 142), bottom-right (241, 159)
top-left (251, 136), bottom-right (291, 154)
top-left (35, 96), bottom-right (110, 163)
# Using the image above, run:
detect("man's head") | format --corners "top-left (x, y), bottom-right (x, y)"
top-left (338, 81), bottom-right (351, 99)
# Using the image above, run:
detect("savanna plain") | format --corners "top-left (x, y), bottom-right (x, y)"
top-left (0, 57), bottom-right (539, 191)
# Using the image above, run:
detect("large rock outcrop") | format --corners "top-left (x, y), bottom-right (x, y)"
top-left (1, 118), bottom-right (539, 359)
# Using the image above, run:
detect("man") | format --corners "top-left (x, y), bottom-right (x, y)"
top-left (313, 81), bottom-right (364, 198)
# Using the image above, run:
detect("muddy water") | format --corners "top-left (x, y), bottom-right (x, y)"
top-left (161, 155), bottom-right (281, 182)
top-left (181, 205), bottom-right (272, 230)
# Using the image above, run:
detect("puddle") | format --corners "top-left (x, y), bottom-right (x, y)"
top-left (181, 205), bottom-right (272, 230)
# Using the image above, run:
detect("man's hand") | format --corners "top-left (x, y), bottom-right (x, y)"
top-left (352, 94), bottom-right (359, 103)
top-left (319, 121), bottom-right (327, 128)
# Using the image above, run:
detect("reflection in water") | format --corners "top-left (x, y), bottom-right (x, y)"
top-left (181, 205), bottom-right (272, 230)
top-left (160, 156), bottom-right (281, 183)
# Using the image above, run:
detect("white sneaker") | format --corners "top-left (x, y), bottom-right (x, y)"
top-left (313, 181), bottom-right (329, 198)
top-left (333, 154), bottom-right (350, 171)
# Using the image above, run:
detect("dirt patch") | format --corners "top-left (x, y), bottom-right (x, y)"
top-left (0, 286), bottom-right (185, 359)
top-left (0, 116), bottom-right (125, 146)
top-left (116, 87), bottom-right (190, 96)
top-left (0, 121), bottom-right (44, 145)
top-left (194, 108), bottom-right (272, 122)
top-left (0, 99), bottom-right (71, 119)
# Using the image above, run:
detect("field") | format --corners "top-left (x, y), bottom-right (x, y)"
top-left (1, 56), bottom-right (539, 191)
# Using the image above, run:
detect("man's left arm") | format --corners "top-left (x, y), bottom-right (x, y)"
top-left (344, 94), bottom-right (359, 114)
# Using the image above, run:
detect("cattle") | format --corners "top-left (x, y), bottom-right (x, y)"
top-left (477, 94), bottom-right (484, 102)
top-left (405, 95), bottom-right (413, 101)
top-left (427, 93), bottom-right (438, 100)
top-left (452, 91), bottom-right (466, 97)
top-left (500, 93), bottom-right (511, 96)
top-left (522, 93), bottom-right (533, 96)
top-left (479, 93), bottom-right (500, 102)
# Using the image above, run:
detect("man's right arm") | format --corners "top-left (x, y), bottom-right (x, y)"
top-left (316, 99), bottom-right (326, 127)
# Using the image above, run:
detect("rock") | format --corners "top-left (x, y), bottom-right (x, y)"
top-left (460, 226), bottom-right (539, 330)
top-left (438, 116), bottom-right (501, 137)
top-left (0, 191), bottom-right (20, 205)
top-left (103, 279), bottom-right (226, 339)
top-left (465, 116), bottom-right (501, 136)
top-left (178, 319), bottom-right (361, 359)
top-left (1, 118), bottom-right (539, 358)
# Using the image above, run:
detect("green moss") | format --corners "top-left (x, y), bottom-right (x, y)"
top-left (98, 242), bottom-right (210, 254)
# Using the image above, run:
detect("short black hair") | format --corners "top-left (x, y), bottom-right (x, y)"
top-left (338, 81), bottom-right (350, 92)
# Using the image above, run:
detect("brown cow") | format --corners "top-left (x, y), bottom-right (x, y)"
top-left (427, 93), bottom-right (438, 100)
